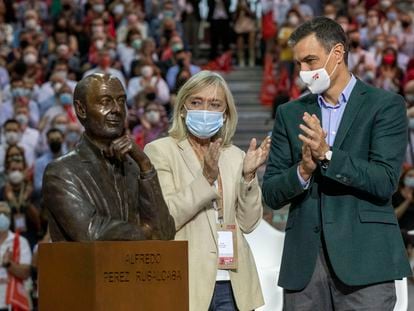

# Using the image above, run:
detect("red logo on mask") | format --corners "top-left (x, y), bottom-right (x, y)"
top-left (312, 73), bottom-right (319, 80)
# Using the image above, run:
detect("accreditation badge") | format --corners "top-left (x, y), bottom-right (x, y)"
top-left (13, 213), bottom-right (27, 232)
top-left (217, 223), bottom-right (238, 270)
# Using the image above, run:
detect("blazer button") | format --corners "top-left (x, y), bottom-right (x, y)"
top-left (313, 226), bottom-right (320, 233)
top-left (336, 174), bottom-right (342, 179)
top-left (247, 186), bottom-right (252, 191)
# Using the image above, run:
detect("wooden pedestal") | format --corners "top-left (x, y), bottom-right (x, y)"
top-left (38, 241), bottom-right (188, 311)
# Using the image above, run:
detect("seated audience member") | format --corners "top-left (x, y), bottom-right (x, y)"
top-left (0, 120), bottom-right (24, 188)
top-left (127, 63), bottom-right (170, 106)
top-left (132, 101), bottom-right (168, 148)
top-left (166, 49), bottom-right (200, 90)
top-left (393, 167), bottom-right (414, 232)
top-left (34, 129), bottom-right (65, 198)
top-left (2, 154), bottom-right (42, 249)
top-left (0, 201), bottom-right (32, 311)
top-left (13, 105), bottom-right (40, 169)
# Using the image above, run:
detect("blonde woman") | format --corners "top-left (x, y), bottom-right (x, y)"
top-left (144, 71), bottom-right (270, 311)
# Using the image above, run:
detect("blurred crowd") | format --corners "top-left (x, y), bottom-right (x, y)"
top-left (0, 0), bottom-right (413, 309)
top-left (266, 0), bottom-right (414, 108)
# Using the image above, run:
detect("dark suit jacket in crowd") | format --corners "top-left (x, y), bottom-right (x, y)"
top-left (263, 79), bottom-right (412, 290)
top-left (207, 0), bottom-right (231, 21)
top-left (42, 135), bottom-right (175, 241)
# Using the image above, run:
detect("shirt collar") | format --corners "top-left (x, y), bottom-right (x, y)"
top-left (318, 74), bottom-right (357, 109)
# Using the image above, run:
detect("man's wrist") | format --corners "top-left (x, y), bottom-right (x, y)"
top-left (319, 147), bottom-right (332, 169)
top-left (298, 163), bottom-right (312, 181)
top-left (243, 171), bottom-right (255, 182)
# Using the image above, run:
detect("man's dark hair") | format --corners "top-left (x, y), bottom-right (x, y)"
top-left (47, 128), bottom-right (63, 139)
top-left (3, 119), bottom-right (19, 128)
top-left (288, 17), bottom-right (348, 64)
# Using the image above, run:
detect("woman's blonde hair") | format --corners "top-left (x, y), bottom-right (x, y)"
top-left (169, 70), bottom-right (238, 147)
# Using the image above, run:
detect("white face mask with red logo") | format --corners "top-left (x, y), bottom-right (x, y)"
top-left (299, 48), bottom-right (338, 94)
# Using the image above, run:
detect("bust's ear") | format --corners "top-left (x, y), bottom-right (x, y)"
top-left (74, 99), bottom-right (86, 121)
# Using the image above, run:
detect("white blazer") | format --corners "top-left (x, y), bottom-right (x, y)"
top-left (145, 137), bottom-right (264, 311)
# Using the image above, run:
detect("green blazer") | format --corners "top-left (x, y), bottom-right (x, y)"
top-left (262, 80), bottom-right (412, 291)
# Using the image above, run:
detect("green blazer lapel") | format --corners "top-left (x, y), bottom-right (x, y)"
top-left (304, 94), bottom-right (322, 121)
top-left (333, 80), bottom-right (367, 149)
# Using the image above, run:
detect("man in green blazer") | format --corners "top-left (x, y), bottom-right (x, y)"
top-left (262, 17), bottom-right (412, 310)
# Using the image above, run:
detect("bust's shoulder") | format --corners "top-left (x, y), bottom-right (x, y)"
top-left (44, 149), bottom-right (82, 177)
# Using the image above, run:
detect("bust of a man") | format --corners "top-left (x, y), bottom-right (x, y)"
top-left (42, 73), bottom-right (175, 241)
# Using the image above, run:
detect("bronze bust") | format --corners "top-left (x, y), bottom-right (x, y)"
top-left (42, 74), bottom-right (175, 241)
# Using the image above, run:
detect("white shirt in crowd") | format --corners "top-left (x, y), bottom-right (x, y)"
top-left (0, 231), bottom-right (31, 309)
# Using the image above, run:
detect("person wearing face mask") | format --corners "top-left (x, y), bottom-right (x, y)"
top-left (127, 64), bottom-right (170, 106)
top-left (116, 12), bottom-right (149, 47)
top-left (3, 158), bottom-right (42, 250)
top-left (369, 33), bottom-right (387, 66)
top-left (117, 29), bottom-right (143, 77)
top-left (278, 9), bottom-right (302, 80)
top-left (375, 47), bottom-right (403, 93)
top-left (21, 45), bottom-right (43, 85)
top-left (404, 80), bottom-right (414, 165)
top-left (36, 61), bottom-right (77, 112)
top-left (34, 129), bottom-right (65, 199)
top-left (144, 71), bottom-right (270, 311)
top-left (393, 168), bottom-right (414, 232)
top-left (0, 201), bottom-right (32, 311)
top-left (0, 120), bottom-right (22, 189)
top-left (166, 49), bottom-right (200, 91)
top-left (360, 9), bottom-right (383, 49)
top-left (65, 123), bottom-right (82, 151)
top-left (383, 6), bottom-right (402, 37)
top-left (347, 29), bottom-right (376, 83)
top-left (132, 102), bottom-right (168, 149)
top-left (233, 0), bottom-right (257, 67)
top-left (398, 14), bottom-right (414, 58)
top-left (0, 77), bottom-right (40, 129)
top-left (37, 113), bottom-right (71, 158)
top-left (12, 105), bottom-right (40, 170)
top-left (386, 34), bottom-right (410, 71)
top-left (262, 17), bottom-right (411, 310)
top-left (83, 49), bottom-right (127, 89)
top-left (40, 83), bottom-right (76, 131)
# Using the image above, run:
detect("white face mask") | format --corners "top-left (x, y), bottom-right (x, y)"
top-left (299, 49), bottom-right (338, 94)
top-left (185, 109), bottom-right (224, 139)
top-left (141, 66), bottom-right (154, 78)
top-left (54, 70), bottom-right (68, 80)
top-left (24, 53), bottom-right (37, 65)
top-left (25, 19), bottom-right (37, 29)
top-left (8, 170), bottom-right (24, 185)
top-left (95, 39), bottom-right (105, 50)
top-left (113, 4), bottom-right (124, 15)
top-left (0, 214), bottom-right (10, 232)
top-left (5, 131), bottom-right (20, 145)
top-left (145, 111), bottom-right (160, 124)
top-left (16, 114), bottom-right (29, 126)
top-left (289, 15), bottom-right (299, 26)
top-left (53, 82), bottom-right (63, 93)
